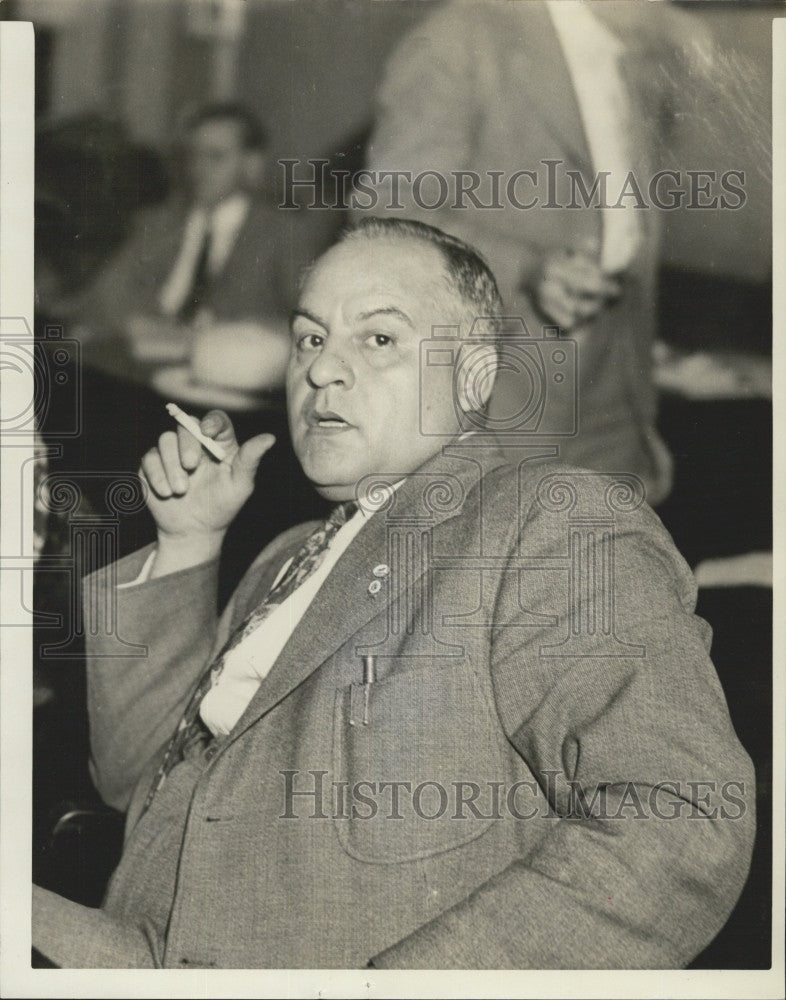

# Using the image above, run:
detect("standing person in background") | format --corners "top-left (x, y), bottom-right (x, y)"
top-left (361, 0), bottom-right (714, 505)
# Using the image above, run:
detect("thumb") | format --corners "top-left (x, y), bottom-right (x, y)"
top-left (233, 433), bottom-right (276, 485)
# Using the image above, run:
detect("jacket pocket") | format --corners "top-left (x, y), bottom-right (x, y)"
top-left (332, 659), bottom-right (505, 864)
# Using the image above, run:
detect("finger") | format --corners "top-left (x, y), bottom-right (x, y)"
top-left (233, 434), bottom-right (277, 488)
top-left (555, 250), bottom-right (601, 279)
top-left (538, 280), bottom-right (577, 329)
top-left (602, 274), bottom-right (624, 301)
top-left (175, 418), bottom-right (205, 471)
top-left (140, 450), bottom-right (173, 499)
top-left (561, 265), bottom-right (611, 298)
top-left (200, 410), bottom-right (239, 451)
top-left (540, 298), bottom-right (575, 330)
top-left (562, 259), bottom-right (622, 300)
top-left (576, 235), bottom-right (601, 258)
top-left (158, 431), bottom-right (189, 495)
top-left (540, 252), bottom-right (571, 283)
top-left (573, 297), bottom-right (605, 323)
top-left (544, 260), bottom-right (603, 297)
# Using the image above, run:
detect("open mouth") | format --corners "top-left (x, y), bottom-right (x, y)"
top-left (311, 409), bottom-right (353, 430)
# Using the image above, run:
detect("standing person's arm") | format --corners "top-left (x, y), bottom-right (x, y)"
top-left (361, 7), bottom-right (616, 328)
top-left (360, 9), bottom-right (538, 301)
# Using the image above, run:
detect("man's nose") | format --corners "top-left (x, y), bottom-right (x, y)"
top-left (307, 344), bottom-right (355, 389)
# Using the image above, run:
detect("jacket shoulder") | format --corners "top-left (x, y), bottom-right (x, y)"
top-left (477, 459), bottom-right (695, 592)
top-left (132, 199), bottom-right (189, 234)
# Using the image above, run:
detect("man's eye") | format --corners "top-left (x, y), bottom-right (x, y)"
top-left (367, 333), bottom-right (393, 348)
top-left (297, 333), bottom-right (323, 351)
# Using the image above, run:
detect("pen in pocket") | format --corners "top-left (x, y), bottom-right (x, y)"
top-left (362, 655), bottom-right (376, 726)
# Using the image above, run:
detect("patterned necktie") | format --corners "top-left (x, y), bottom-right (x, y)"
top-left (141, 501), bottom-right (358, 814)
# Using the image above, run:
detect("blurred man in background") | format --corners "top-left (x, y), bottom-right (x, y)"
top-left (61, 101), bottom-right (296, 358)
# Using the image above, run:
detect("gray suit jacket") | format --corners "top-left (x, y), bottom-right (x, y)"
top-left (69, 197), bottom-right (300, 332)
top-left (363, 0), bottom-right (692, 502)
top-left (33, 443), bottom-right (754, 968)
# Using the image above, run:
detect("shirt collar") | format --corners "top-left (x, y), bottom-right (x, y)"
top-left (209, 192), bottom-right (250, 232)
top-left (546, 0), bottom-right (623, 58)
top-left (190, 191), bottom-right (250, 232)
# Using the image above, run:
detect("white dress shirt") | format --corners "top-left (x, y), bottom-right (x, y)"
top-left (199, 505), bottom-right (369, 735)
top-left (122, 504), bottom-right (372, 737)
top-left (546, 0), bottom-right (642, 274)
top-left (157, 192), bottom-right (250, 317)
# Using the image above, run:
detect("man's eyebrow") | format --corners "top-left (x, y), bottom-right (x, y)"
top-left (290, 308), bottom-right (328, 330)
top-left (356, 306), bottom-right (414, 328)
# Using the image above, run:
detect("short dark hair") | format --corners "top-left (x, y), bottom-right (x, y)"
top-left (184, 101), bottom-right (268, 152)
top-left (336, 217), bottom-right (504, 337)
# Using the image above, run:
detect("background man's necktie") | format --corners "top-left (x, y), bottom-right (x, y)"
top-left (141, 501), bottom-right (358, 814)
top-left (177, 223), bottom-right (213, 323)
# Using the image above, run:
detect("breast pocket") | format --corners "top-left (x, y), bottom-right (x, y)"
top-left (332, 659), bottom-right (506, 864)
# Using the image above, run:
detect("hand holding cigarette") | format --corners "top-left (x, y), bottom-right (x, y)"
top-left (165, 403), bottom-right (228, 461)
top-left (139, 407), bottom-right (275, 574)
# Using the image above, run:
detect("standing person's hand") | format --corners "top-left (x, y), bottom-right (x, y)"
top-left (526, 248), bottom-right (623, 331)
top-left (139, 409), bottom-right (275, 576)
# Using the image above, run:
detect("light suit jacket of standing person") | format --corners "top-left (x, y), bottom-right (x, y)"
top-left (362, 0), bottom-right (699, 505)
top-left (32, 442), bottom-right (755, 968)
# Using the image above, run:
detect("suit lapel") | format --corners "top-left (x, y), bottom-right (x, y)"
top-left (213, 200), bottom-right (272, 283)
top-left (147, 203), bottom-right (192, 270)
top-left (215, 201), bottom-right (252, 281)
top-left (223, 440), bottom-right (509, 744)
top-left (502, 2), bottom-right (591, 171)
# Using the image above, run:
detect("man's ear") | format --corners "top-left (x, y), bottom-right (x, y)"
top-left (455, 342), bottom-right (498, 413)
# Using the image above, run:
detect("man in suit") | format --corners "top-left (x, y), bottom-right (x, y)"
top-left (360, 0), bottom-right (714, 506)
top-left (64, 102), bottom-right (297, 339)
top-left (33, 218), bottom-right (754, 968)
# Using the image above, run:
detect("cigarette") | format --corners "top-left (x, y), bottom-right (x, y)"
top-left (165, 403), bottom-right (228, 461)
